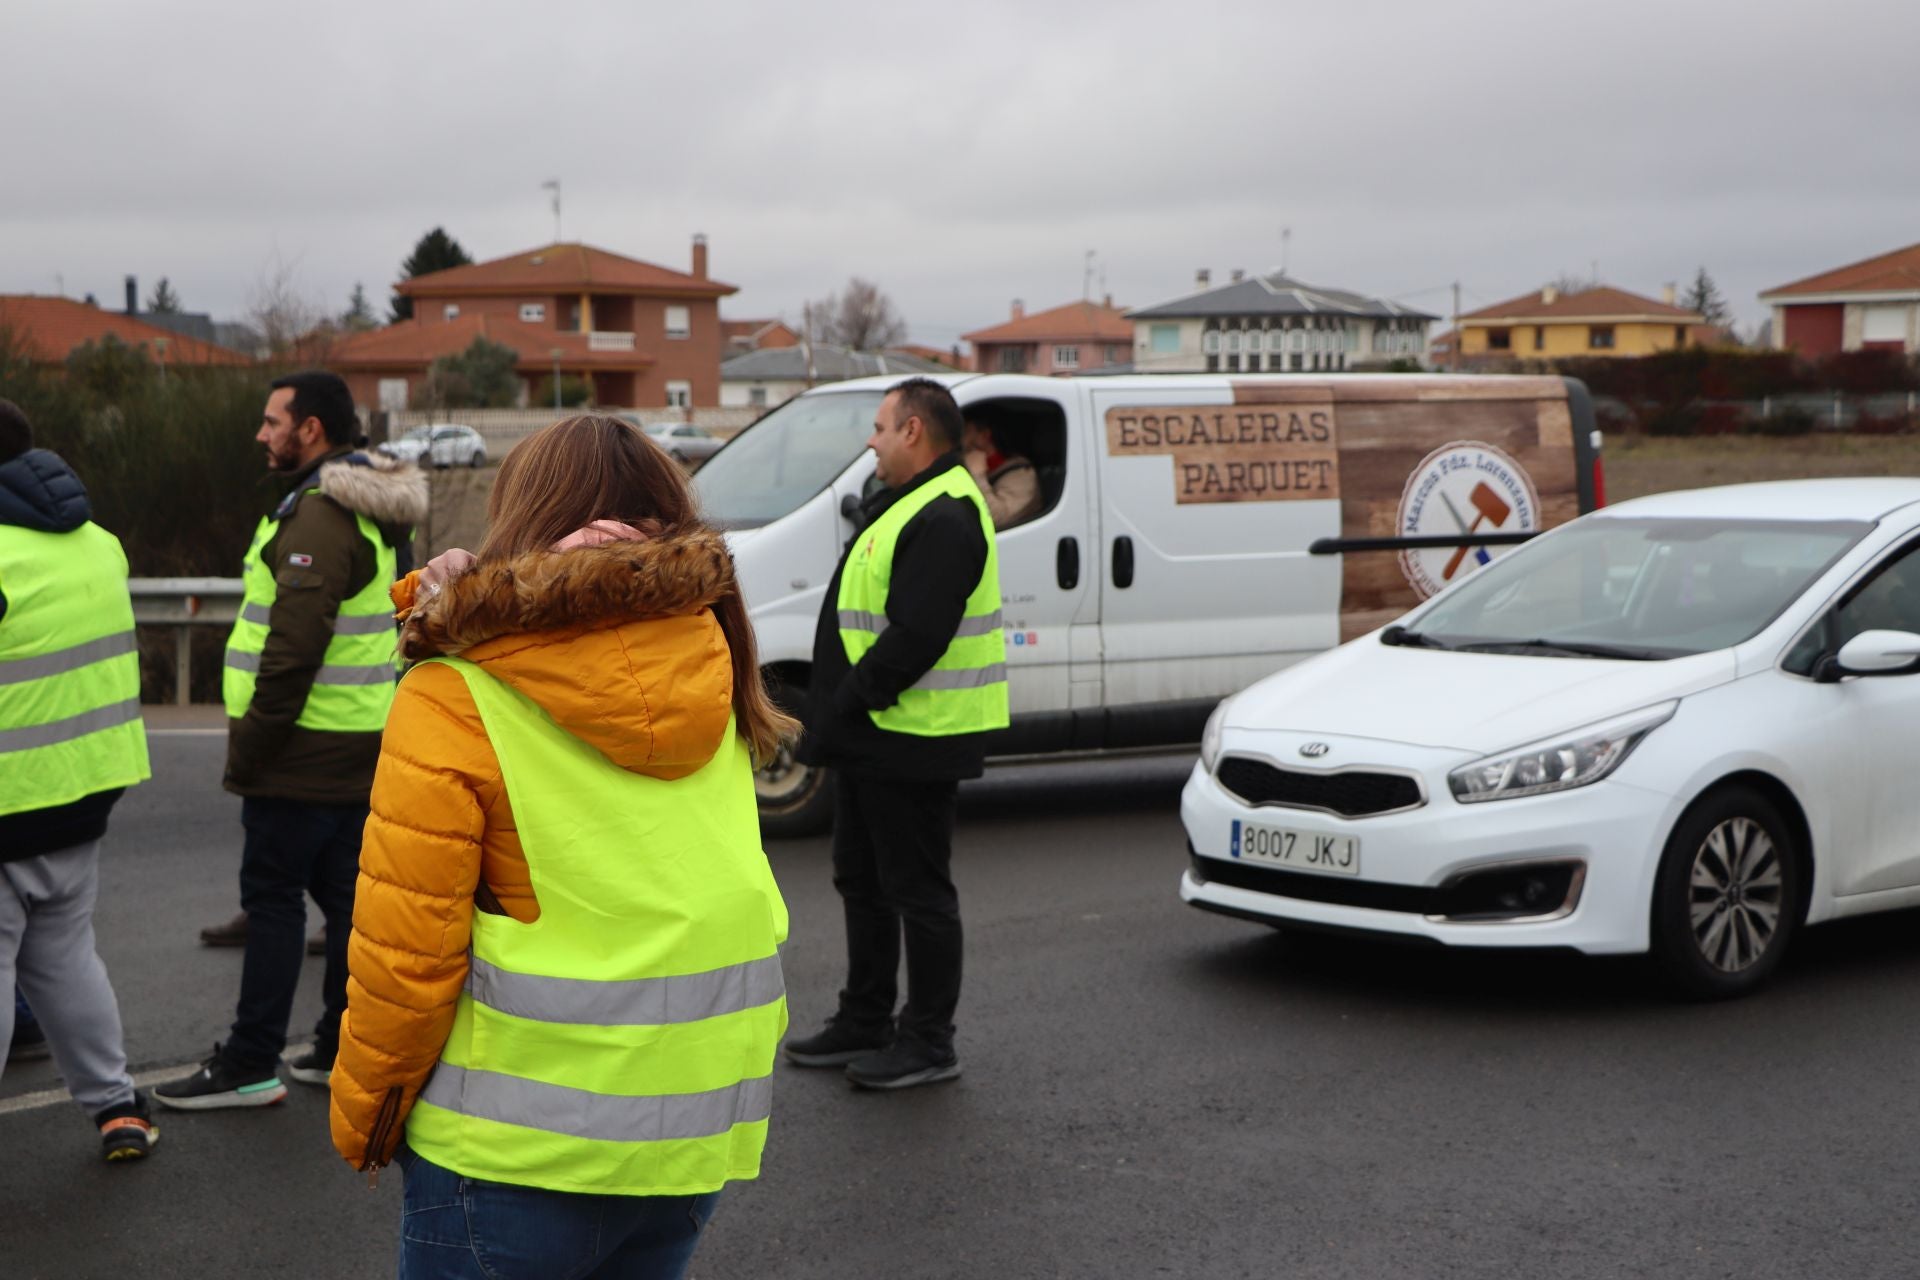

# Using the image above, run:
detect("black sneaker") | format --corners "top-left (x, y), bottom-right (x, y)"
top-left (95, 1093), bottom-right (159, 1163)
top-left (783, 1017), bottom-right (893, 1068)
top-left (283, 1045), bottom-right (333, 1087)
top-left (845, 1038), bottom-right (961, 1091)
top-left (9, 1016), bottom-right (52, 1062)
top-left (152, 1044), bottom-right (287, 1110)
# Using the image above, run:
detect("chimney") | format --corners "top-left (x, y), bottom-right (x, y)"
top-left (1661, 282), bottom-right (1677, 306)
top-left (691, 233), bottom-right (708, 281)
top-left (1196, 268), bottom-right (1211, 289)
top-left (1541, 285), bottom-right (1559, 305)
top-left (1230, 268), bottom-right (1245, 284)
top-left (1103, 293), bottom-right (1113, 309)
top-left (125, 275), bottom-right (137, 315)
top-left (1011, 299), bottom-right (1025, 320)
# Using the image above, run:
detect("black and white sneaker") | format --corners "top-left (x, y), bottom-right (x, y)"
top-left (152, 1044), bottom-right (288, 1110)
top-left (845, 1038), bottom-right (961, 1091)
top-left (283, 1046), bottom-right (333, 1087)
top-left (784, 1017), bottom-right (893, 1068)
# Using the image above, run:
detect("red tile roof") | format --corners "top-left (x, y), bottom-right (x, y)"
top-left (722, 318), bottom-right (799, 348)
top-left (399, 243), bottom-right (735, 300)
top-left (326, 315), bottom-right (655, 371)
top-left (963, 299), bottom-right (1133, 344)
top-left (887, 343), bottom-right (967, 369)
top-left (1761, 242), bottom-right (1920, 299)
top-left (1460, 286), bottom-right (1701, 323)
top-left (0, 295), bottom-right (250, 365)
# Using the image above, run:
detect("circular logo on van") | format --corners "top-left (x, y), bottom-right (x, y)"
top-left (1396, 441), bottom-right (1539, 599)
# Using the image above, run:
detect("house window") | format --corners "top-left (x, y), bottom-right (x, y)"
top-left (1589, 325), bottom-right (1616, 350)
top-left (443, 304), bottom-right (460, 320)
top-left (519, 303), bottom-right (547, 323)
top-left (1150, 324), bottom-right (1180, 354)
top-left (1533, 326), bottom-right (1546, 351)
top-left (1488, 328), bottom-right (1512, 351)
top-left (1053, 345), bottom-right (1079, 369)
top-left (1344, 328), bottom-right (1358, 353)
top-left (748, 386), bottom-right (767, 408)
top-left (665, 306), bottom-right (690, 339)
top-left (665, 381), bottom-right (691, 408)
top-left (1226, 331), bottom-right (1242, 354)
top-left (1202, 330), bottom-right (1222, 355)
top-left (1289, 329), bottom-right (1307, 353)
top-left (998, 347), bottom-right (1027, 372)
top-left (1269, 330), bottom-right (1287, 353)
top-left (1104, 344), bottom-right (1121, 365)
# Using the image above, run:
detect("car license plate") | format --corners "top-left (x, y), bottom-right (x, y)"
top-left (1231, 820), bottom-right (1360, 877)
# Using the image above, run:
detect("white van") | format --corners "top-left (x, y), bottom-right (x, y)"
top-left (693, 372), bottom-right (1602, 834)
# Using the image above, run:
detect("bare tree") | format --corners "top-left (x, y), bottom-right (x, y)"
top-left (247, 252), bottom-right (326, 359)
top-left (809, 277), bottom-right (907, 351)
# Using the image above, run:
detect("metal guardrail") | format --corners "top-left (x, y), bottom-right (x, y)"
top-left (129, 577), bottom-right (242, 705)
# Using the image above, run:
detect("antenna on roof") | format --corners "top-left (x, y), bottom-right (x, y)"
top-left (1281, 226), bottom-right (1291, 276)
top-left (1083, 250), bottom-right (1096, 301)
top-left (541, 179), bottom-right (562, 243)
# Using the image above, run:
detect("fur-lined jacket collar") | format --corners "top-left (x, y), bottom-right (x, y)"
top-left (275, 449), bottom-right (429, 526)
top-left (399, 527), bottom-right (735, 661)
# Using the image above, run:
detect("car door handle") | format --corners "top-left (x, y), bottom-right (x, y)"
top-left (1056, 537), bottom-right (1079, 591)
top-left (1111, 536), bottom-right (1134, 589)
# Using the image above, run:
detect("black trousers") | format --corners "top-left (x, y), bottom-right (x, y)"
top-left (226, 796), bottom-right (363, 1071)
top-left (830, 771), bottom-right (961, 1049)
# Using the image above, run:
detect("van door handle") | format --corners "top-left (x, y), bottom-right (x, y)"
top-left (1111, 536), bottom-right (1134, 589)
top-left (1056, 537), bottom-right (1079, 590)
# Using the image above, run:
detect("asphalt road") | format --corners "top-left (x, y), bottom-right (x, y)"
top-left (6, 730), bottom-right (1920, 1278)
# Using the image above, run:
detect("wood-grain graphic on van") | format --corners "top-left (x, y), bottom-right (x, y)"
top-left (1104, 387), bottom-right (1340, 504)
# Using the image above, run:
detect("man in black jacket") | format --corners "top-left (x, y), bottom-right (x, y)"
top-left (785, 378), bottom-right (1007, 1090)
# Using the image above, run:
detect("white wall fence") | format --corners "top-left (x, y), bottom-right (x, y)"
top-left (384, 406), bottom-right (760, 451)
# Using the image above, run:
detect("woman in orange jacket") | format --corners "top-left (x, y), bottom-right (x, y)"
top-left (328, 415), bottom-right (793, 1279)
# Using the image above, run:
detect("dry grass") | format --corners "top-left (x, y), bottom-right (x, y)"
top-left (1605, 434), bottom-right (1920, 502)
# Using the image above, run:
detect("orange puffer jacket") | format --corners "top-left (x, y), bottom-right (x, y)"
top-left (329, 529), bottom-right (739, 1173)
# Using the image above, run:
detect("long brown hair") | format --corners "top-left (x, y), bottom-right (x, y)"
top-left (479, 414), bottom-right (796, 763)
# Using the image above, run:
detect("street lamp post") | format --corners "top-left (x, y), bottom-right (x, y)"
top-left (550, 348), bottom-right (563, 410)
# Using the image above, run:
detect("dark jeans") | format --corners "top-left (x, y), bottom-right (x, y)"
top-left (226, 795), bottom-right (363, 1071)
top-left (830, 771), bottom-right (961, 1048)
top-left (398, 1146), bottom-right (720, 1280)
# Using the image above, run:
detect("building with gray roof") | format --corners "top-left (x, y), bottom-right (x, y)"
top-left (1128, 270), bottom-right (1436, 373)
top-left (718, 343), bottom-right (951, 410)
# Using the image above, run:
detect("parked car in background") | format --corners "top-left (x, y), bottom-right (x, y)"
top-left (1181, 478), bottom-right (1920, 998)
top-left (379, 424), bottom-right (487, 468)
top-left (644, 422), bottom-right (724, 467)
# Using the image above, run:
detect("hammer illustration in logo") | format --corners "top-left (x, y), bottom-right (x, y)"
top-left (1442, 482), bottom-right (1512, 580)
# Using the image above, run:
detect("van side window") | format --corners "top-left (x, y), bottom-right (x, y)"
top-left (959, 397), bottom-right (1069, 532)
top-left (1784, 542), bottom-right (1920, 675)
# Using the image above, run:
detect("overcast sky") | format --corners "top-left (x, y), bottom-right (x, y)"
top-left (4, 0), bottom-right (1915, 346)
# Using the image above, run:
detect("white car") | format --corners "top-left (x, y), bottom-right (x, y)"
top-left (1181, 478), bottom-right (1920, 997)
top-left (379, 424), bottom-right (487, 469)
top-left (643, 422), bottom-right (724, 466)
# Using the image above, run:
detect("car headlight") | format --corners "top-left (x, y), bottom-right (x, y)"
top-left (1199, 698), bottom-right (1232, 772)
top-left (1447, 701), bottom-right (1676, 803)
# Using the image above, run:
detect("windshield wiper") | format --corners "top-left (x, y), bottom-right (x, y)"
top-left (1454, 638), bottom-right (1662, 661)
top-left (1380, 625), bottom-right (1451, 650)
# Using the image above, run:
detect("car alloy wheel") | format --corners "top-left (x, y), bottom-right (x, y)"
top-left (1687, 817), bottom-right (1783, 973)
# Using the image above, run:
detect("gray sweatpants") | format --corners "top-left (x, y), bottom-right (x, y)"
top-left (0, 839), bottom-right (135, 1117)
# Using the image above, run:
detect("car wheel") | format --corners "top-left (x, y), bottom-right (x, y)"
top-left (469, 451), bottom-right (484, 468)
top-left (754, 672), bottom-right (833, 838)
top-left (1650, 784), bottom-right (1801, 999)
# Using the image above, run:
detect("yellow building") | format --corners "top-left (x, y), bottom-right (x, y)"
top-left (1455, 285), bottom-right (1704, 360)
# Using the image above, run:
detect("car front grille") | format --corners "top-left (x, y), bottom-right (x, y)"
top-left (1215, 756), bottom-right (1422, 817)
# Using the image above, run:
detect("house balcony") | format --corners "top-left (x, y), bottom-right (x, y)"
top-left (588, 330), bottom-right (636, 351)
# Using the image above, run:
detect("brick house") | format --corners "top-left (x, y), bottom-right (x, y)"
top-left (1760, 242), bottom-right (1920, 357)
top-left (0, 294), bottom-right (249, 367)
top-left (329, 237), bottom-right (736, 411)
top-left (722, 318), bottom-right (800, 355)
top-left (963, 298), bottom-right (1132, 375)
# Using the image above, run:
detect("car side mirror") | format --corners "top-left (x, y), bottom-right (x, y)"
top-left (839, 493), bottom-right (862, 522)
top-left (1819, 629), bottom-right (1920, 682)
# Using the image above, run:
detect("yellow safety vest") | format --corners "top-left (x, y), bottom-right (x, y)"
top-left (221, 489), bottom-right (397, 732)
top-left (403, 656), bottom-right (789, 1196)
top-left (0, 522), bottom-right (150, 818)
top-left (836, 464), bottom-right (1009, 736)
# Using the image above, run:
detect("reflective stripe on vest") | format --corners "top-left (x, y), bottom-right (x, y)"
top-left (0, 522), bottom-right (151, 819)
top-left (836, 464), bottom-right (1010, 736)
top-left (404, 656), bottom-right (788, 1198)
top-left (220, 492), bottom-right (398, 732)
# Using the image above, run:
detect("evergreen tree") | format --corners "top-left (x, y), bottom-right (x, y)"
top-left (1682, 267), bottom-right (1730, 328)
top-left (390, 228), bottom-right (474, 322)
top-left (342, 283), bottom-right (377, 331)
top-left (146, 278), bottom-right (182, 314)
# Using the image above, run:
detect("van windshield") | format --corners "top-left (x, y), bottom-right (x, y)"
top-left (1402, 517), bottom-right (1869, 659)
top-left (694, 391), bottom-right (882, 528)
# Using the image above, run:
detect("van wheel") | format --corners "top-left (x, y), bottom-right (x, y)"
top-left (1650, 785), bottom-right (1800, 999)
top-left (755, 672), bottom-right (833, 838)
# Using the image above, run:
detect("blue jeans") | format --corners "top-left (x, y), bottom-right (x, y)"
top-left (397, 1146), bottom-right (721, 1280)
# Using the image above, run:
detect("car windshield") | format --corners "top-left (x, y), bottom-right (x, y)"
top-left (1404, 516), bottom-right (1871, 659)
top-left (400, 428), bottom-right (431, 442)
top-left (693, 390), bottom-right (882, 528)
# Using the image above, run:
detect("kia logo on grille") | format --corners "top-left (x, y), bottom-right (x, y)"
top-left (1299, 742), bottom-right (1331, 758)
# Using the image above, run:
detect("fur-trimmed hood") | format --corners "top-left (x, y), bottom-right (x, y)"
top-left (316, 451), bottom-right (429, 526)
top-left (392, 528), bottom-right (738, 774)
